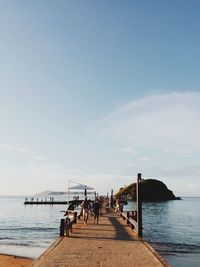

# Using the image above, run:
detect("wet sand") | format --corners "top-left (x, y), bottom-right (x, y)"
top-left (0, 254), bottom-right (33, 267)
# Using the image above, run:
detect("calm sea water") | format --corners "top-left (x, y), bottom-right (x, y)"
top-left (0, 196), bottom-right (199, 266)
top-left (124, 198), bottom-right (200, 267)
top-left (0, 195), bottom-right (72, 258)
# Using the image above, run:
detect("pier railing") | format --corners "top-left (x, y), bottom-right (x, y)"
top-left (118, 173), bottom-right (143, 237)
top-left (120, 210), bottom-right (138, 233)
top-left (60, 210), bottom-right (81, 237)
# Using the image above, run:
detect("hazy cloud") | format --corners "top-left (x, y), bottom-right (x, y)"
top-left (0, 143), bottom-right (47, 162)
top-left (122, 147), bottom-right (137, 155)
top-left (86, 91), bottom-right (200, 196)
top-left (0, 143), bottom-right (30, 153)
top-left (90, 92), bottom-right (200, 155)
top-left (34, 155), bottom-right (47, 161)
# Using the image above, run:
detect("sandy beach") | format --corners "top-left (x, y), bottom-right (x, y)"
top-left (0, 254), bottom-right (33, 267)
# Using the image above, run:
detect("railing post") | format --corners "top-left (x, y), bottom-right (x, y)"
top-left (127, 211), bottom-right (130, 224)
top-left (60, 218), bottom-right (65, 237)
top-left (137, 173), bottom-right (143, 237)
top-left (134, 210), bottom-right (137, 221)
top-left (74, 211), bottom-right (77, 223)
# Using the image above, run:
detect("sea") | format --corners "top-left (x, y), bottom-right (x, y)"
top-left (0, 196), bottom-right (199, 267)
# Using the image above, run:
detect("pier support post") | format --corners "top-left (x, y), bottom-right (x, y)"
top-left (137, 173), bottom-right (143, 237)
top-left (111, 189), bottom-right (114, 207)
top-left (60, 219), bottom-right (65, 237)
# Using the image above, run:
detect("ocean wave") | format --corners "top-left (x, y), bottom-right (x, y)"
top-left (151, 241), bottom-right (200, 255)
top-left (0, 227), bottom-right (56, 231)
top-left (0, 240), bottom-right (50, 247)
top-left (0, 237), bottom-right (15, 240)
top-left (0, 241), bottom-right (33, 247)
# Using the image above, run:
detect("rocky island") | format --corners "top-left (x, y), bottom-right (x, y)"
top-left (115, 179), bottom-right (181, 201)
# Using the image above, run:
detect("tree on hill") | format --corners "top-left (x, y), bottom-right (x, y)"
top-left (115, 179), bottom-right (180, 201)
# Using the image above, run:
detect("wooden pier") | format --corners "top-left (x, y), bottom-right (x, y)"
top-left (31, 207), bottom-right (169, 267)
top-left (24, 199), bottom-right (83, 206)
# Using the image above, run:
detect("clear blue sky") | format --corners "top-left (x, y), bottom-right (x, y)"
top-left (1, 0), bottom-right (200, 196)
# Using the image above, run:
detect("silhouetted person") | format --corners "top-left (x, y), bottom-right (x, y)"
top-left (81, 197), bottom-right (90, 225)
top-left (92, 199), bottom-right (100, 224)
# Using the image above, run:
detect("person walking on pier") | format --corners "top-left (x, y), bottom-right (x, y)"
top-left (92, 198), bottom-right (100, 224)
top-left (82, 197), bottom-right (90, 225)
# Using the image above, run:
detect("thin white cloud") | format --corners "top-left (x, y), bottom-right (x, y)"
top-left (28, 162), bottom-right (65, 173)
top-left (122, 147), bottom-right (137, 155)
top-left (90, 91), bottom-right (200, 154)
top-left (174, 148), bottom-right (193, 157)
top-left (187, 183), bottom-right (196, 188)
top-left (139, 156), bottom-right (151, 161)
top-left (0, 143), bottom-right (47, 161)
top-left (34, 155), bottom-right (47, 161)
top-left (86, 91), bottom-right (200, 196)
top-left (0, 143), bottom-right (30, 153)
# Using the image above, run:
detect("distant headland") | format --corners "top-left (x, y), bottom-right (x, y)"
top-left (115, 179), bottom-right (181, 201)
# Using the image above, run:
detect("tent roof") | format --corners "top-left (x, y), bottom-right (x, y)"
top-left (68, 184), bottom-right (94, 190)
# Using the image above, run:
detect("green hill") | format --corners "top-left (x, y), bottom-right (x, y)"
top-left (115, 179), bottom-right (181, 201)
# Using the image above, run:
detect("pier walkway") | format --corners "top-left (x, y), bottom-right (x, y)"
top-left (31, 208), bottom-right (168, 267)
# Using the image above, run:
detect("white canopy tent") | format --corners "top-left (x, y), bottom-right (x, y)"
top-left (68, 185), bottom-right (94, 191)
top-left (67, 180), bottom-right (95, 203)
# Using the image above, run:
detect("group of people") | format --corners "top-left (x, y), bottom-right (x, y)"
top-left (81, 197), bottom-right (103, 225)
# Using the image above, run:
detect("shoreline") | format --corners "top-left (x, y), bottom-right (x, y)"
top-left (0, 253), bottom-right (34, 267)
